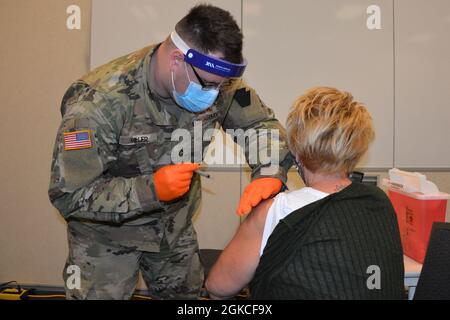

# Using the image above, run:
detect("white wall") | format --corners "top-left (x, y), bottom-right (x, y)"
top-left (394, 0), bottom-right (450, 168)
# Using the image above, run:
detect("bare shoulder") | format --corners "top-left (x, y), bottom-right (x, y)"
top-left (243, 198), bottom-right (275, 232)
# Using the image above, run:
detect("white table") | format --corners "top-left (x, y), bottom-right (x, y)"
top-left (404, 255), bottom-right (423, 300)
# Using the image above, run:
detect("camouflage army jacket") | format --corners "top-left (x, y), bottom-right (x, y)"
top-left (48, 44), bottom-right (293, 227)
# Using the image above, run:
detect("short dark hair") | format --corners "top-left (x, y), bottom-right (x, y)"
top-left (175, 4), bottom-right (243, 64)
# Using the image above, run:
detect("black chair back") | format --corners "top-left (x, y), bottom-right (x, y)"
top-left (414, 222), bottom-right (450, 300)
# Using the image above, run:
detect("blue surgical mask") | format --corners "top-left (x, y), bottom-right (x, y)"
top-left (171, 63), bottom-right (219, 113)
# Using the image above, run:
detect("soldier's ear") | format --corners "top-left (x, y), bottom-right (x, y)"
top-left (169, 50), bottom-right (184, 69)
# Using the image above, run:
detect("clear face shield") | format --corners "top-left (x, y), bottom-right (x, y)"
top-left (170, 31), bottom-right (247, 79)
top-left (169, 31), bottom-right (247, 113)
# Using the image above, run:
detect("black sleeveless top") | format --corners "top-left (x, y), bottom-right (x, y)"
top-left (250, 183), bottom-right (405, 300)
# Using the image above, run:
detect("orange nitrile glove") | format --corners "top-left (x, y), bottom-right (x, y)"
top-left (154, 163), bottom-right (200, 202)
top-left (236, 177), bottom-right (283, 216)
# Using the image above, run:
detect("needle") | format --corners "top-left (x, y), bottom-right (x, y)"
top-left (195, 170), bottom-right (211, 179)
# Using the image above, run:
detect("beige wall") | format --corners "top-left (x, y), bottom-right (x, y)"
top-left (0, 0), bottom-right (449, 289)
top-left (0, 0), bottom-right (91, 286)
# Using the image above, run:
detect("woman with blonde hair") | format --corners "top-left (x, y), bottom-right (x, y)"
top-left (206, 87), bottom-right (404, 300)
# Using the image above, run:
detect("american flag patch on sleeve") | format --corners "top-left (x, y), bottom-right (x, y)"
top-left (64, 130), bottom-right (93, 151)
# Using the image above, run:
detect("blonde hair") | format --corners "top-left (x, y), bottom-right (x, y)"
top-left (286, 87), bottom-right (375, 174)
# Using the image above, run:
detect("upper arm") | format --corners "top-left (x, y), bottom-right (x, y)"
top-left (50, 95), bottom-right (119, 193)
top-left (206, 198), bottom-right (274, 299)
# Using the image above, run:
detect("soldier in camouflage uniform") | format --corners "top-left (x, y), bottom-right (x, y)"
top-left (49, 4), bottom-right (293, 299)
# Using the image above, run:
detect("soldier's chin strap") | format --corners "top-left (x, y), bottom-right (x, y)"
top-left (170, 30), bottom-right (247, 78)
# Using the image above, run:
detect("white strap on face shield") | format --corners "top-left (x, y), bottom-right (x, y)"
top-left (170, 30), bottom-right (191, 55)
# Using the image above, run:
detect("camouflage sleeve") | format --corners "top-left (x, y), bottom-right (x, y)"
top-left (221, 80), bottom-right (294, 185)
top-left (48, 95), bottom-right (162, 224)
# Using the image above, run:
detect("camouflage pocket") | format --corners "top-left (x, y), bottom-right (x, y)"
top-left (116, 128), bottom-right (174, 175)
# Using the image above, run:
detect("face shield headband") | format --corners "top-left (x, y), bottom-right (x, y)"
top-left (170, 30), bottom-right (247, 78)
